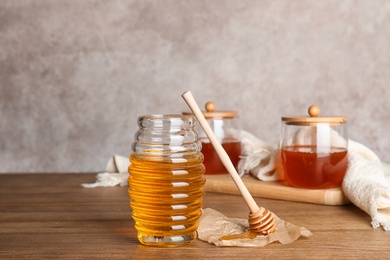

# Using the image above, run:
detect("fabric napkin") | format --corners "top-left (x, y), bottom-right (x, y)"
top-left (342, 141), bottom-right (390, 231)
top-left (81, 155), bottom-right (129, 188)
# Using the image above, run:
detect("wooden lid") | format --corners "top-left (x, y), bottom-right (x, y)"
top-left (282, 105), bottom-right (347, 125)
top-left (183, 101), bottom-right (238, 119)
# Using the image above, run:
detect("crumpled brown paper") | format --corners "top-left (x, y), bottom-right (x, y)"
top-left (197, 208), bottom-right (312, 247)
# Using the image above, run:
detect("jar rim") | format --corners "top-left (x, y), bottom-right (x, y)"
top-left (138, 114), bottom-right (195, 120)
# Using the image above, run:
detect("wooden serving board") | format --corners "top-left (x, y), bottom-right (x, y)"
top-left (204, 174), bottom-right (351, 205)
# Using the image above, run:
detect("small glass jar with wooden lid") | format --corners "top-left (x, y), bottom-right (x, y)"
top-left (183, 101), bottom-right (241, 174)
top-left (279, 105), bottom-right (348, 189)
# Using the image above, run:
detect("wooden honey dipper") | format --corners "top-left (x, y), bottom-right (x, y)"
top-left (182, 91), bottom-right (275, 238)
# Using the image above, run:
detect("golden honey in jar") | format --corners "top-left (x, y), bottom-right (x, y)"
top-left (183, 101), bottom-right (241, 174)
top-left (280, 105), bottom-right (348, 189)
top-left (128, 114), bottom-right (205, 247)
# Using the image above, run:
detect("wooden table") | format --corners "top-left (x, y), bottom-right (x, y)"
top-left (0, 173), bottom-right (389, 259)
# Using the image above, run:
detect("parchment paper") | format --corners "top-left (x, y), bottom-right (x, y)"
top-left (197, 208), bottom-right (312, 247)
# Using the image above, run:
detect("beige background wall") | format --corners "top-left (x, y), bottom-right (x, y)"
top-left (1, 0), bottom-right (390, 173)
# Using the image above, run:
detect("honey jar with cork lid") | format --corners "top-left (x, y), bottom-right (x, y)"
top-left (279, 105), bottom-right (348, 189)
top-left (183, 101), bottom-right (241, 174)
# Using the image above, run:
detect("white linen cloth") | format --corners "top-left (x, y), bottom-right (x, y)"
top-left (82, 131), bottom-right (390, 231)
top-left (342, 141), bottom-right (390, 231)
top-left (81, 155), bottom-right (129, 188)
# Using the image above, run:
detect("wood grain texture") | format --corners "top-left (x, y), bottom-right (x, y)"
top-left (0, 173), bottom-right (389, 259)
top-left (204, 174), bottom-right (351, 205)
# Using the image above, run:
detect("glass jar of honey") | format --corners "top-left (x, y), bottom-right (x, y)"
top-left (280, 105), bottom-right (348, 189)
top-left (183, 101), bottom-right (241, 174)
top-left (128, 114), bottom-right (205, 247)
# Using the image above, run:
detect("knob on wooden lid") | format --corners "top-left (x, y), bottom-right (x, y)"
top-left (282, 105), bottom-right (346, 125)
top-left (183, 101), bottom-right (238, 119)
top-left (308, 105), bottom-right (320, 117)
top-left (205, 101), bottom-right (216, 112)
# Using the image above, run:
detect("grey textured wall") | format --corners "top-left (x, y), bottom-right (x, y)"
top-left (1, 0), bottom-right (390, 173)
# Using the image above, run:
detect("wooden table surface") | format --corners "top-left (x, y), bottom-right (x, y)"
top-left (0, 173), bottom-right (389, 259)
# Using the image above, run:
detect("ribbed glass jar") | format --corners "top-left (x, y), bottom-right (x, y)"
top-left (128, 114), bottom-right (205, 247)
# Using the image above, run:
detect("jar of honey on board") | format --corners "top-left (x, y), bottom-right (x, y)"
top-left (183, 101), bottom-right (241, 174)
top-left (279, 105), bottom-right (348, 189)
